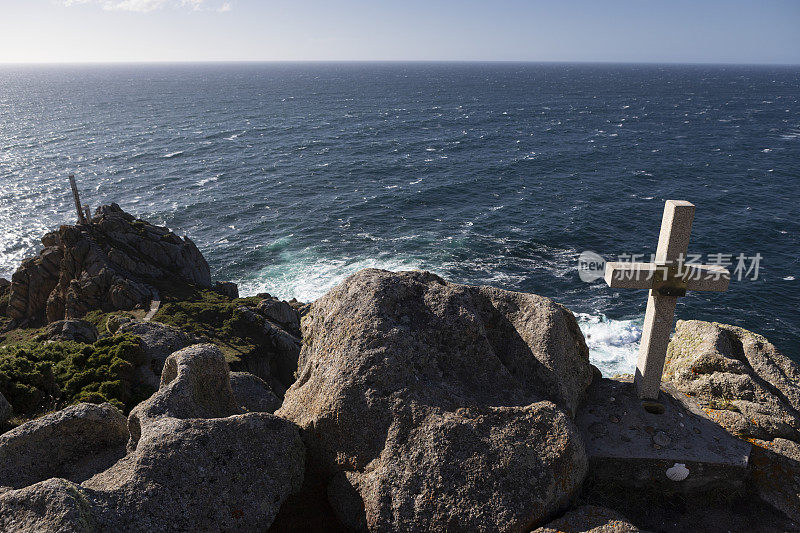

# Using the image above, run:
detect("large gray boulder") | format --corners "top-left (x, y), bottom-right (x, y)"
top-left (278, 269), bottom-right (591, 531)
top-left (7, 203), bottom-right (212, 325)
top-left (43, 319), bottom-right (98, 344)
top-left (90, 342), bottom-right (304, 531)
top-left (665, 320), bottom-right (800, 441)
top-left (84, 413), bottom-right (304, 532)
top-left (0, 478), bottom-right (96, 533)
top-left (126, 343), bottom-right (241, 448)
top-left (328, 402), bottom-right (586, 531)
top-left (0, 403), bottom-right (128, 490)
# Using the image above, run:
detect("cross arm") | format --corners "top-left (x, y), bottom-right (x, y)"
top-left (604, 262), bottom-right (730, 292)
top-left (684, 265), bottom-right (730, 292)
top-left (604, 262), bottom-right (658, 289)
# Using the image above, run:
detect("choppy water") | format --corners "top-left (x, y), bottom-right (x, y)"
top-left (1, 63), bottom-right (798, 374)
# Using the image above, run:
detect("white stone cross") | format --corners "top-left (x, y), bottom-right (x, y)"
top-left (604, 200), bottom-right (730, 400)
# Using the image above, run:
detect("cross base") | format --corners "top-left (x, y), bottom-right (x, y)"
top-left (576, 377), bottom-right (750, 492)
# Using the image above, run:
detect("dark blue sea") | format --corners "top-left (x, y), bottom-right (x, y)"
top-left (1, 63), bottom-right (798, 373)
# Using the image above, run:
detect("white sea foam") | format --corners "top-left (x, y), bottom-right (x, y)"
top-left (576, 313), bottom-right (641, 377)
top-left (237, 250), bottom-right (427, 302)
top-left (197, 176), bottom-right (219, 186)
top-left (781, 129), bottom-right (800, 140)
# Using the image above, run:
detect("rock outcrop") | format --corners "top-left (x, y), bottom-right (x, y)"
top-left (665, 320), bottom-right (800, 526)
top-left (0, 343), bottom-right (305, 532)
top-left (227, 300), bottom-right (301, 393)
top-left (7, 246), bottom-right (61, 323)
top-left (214, 280), bottom-right (239, 299)
top-left (6, 251), bottom-right (800, 531)
top-left (278, 269), bottom-right (592, 531)
top-left (0, 403), bottom-right (128, 490)
top-left (43, 319), bottom-right (98, 344)
top-left (665, 320), bottom-right (800, 441)
top-left (258, 296), bottom-right (301, 336)
top-left (0, 278), bottom-right (10, 317)
top-left (7, 203), bottom-right (212, 325)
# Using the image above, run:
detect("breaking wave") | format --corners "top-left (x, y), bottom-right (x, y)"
top-left (576, 313), bottom-right (642, 377)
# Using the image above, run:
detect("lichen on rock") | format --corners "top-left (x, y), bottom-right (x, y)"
top-left (665, 319), bottom-right (800, 441)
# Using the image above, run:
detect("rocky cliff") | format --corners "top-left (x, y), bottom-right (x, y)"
top-left (6, 203), bottom-right (211, 326)
top-left (0, 209), bottom-right (798, 532)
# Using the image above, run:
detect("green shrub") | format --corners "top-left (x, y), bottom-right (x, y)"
top-left (0, 333), bottom-right (153, 417)
top-left (82, 309), bottom-right (137, 336)
top-left (154, 289), bottom-right (265, 363)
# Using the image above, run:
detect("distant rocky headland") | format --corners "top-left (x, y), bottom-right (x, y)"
top-left (0, 205), bottom-right (797, 532)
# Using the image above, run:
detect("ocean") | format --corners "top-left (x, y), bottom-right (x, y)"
top-left (1, 62), bottom-right (798, 374)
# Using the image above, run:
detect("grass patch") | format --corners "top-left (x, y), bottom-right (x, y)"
top-left (152, 287), bottom-right (264, 363)
top-left (0, 333), bottom-right (155, 418)
top-left (0, 326), bottom-right (46, 347)
top-left (82, 309), bottom-right (143, 335)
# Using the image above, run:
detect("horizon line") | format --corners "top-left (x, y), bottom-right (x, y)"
top-left (1, 59), bottom-right (799, 67)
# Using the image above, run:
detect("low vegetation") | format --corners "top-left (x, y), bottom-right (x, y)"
top-left (0, 280), bottom-right (269, 426)
top-left (153, 287), bottom-right (263, 364)
top-left (0, 334), bottom-right (154, 419)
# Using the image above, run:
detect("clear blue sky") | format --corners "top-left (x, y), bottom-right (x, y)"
top-left (1, 0), bottom-right (798, 64)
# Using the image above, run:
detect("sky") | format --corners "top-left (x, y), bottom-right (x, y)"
top-left (1, 0), bottom-right (799, 64)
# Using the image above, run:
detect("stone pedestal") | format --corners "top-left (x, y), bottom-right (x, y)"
top-left (576, 377), bottom-right (751, 492)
